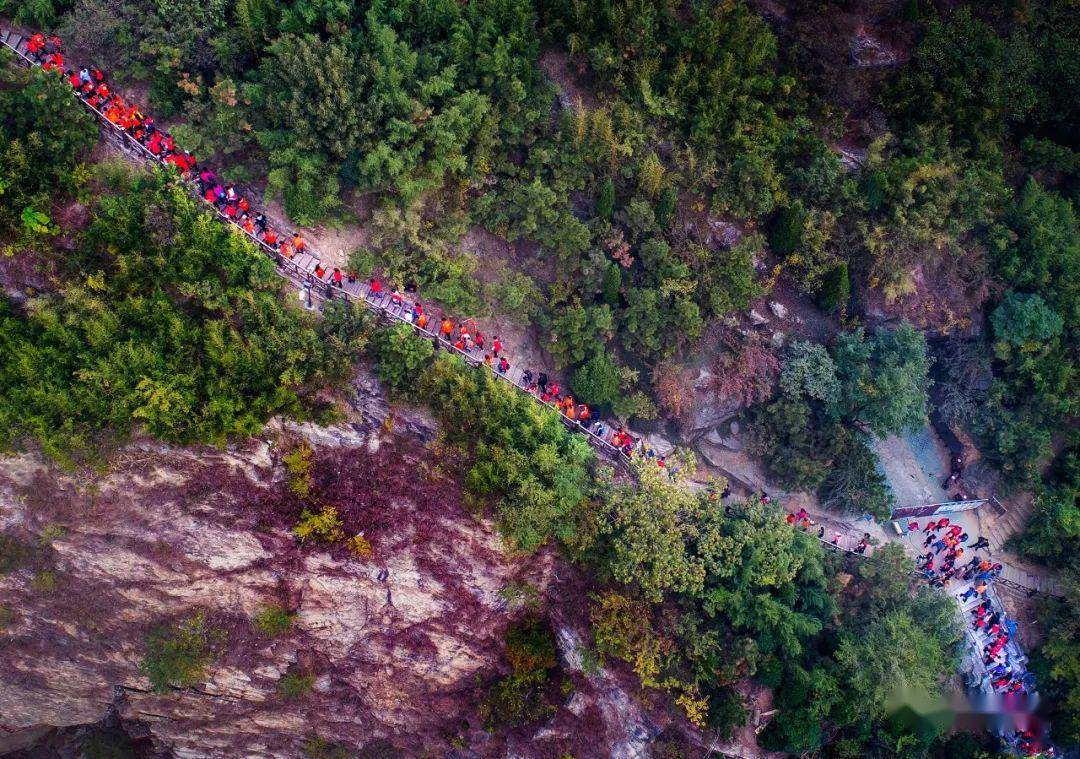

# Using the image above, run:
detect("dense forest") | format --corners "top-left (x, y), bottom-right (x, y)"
top-left (1, 0), bottom-right (1078, 755)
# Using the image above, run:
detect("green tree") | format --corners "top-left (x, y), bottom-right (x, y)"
top-left (693, 236), bottom-right (764, 317)
top-left (0, 65), bottom-right (96, 241)
top-left (816, 262), bottom-right (850, 313)
top-left (655, 186), bottom-right (677, 228)
top-left (693, 497), bottom-right (832, 662)
top-left (418, 351), bottom-right (596, 552)
top-left (745, 396), bottom-right (836, 492)
top-left (1012, 449), bottom-right (1080, 568)
top-left (890, 8), bottom-right (1036, 150)
top-left (596, 178), bottom-right (615, 220)
top-left (601, 262), bottom-right (622, 307)
top-left (548, 300), bottom-right (615, 367)
top-left (769, 202), bottom-right (805, 257)
top-left (1029, 569), bottom-right (1080, 748)
top-left (831, 544), bottom-right (961, 730)
top-left (831, 322), bottom-right (930, 435)
top-left (779, 340), bottom-right (840, 407)
top-left (603, 460), bottom-right (708, 602)
top-left (991, 292), bottom-right (1064, 351)
top-left (572, 351), bottom-right (621, 408)
top-left (995, 178), bottom-right (1079, 325)
top-left (818, 428), bottom-right (894, 520)
top-left (0, 169), bottom-right (356, 460)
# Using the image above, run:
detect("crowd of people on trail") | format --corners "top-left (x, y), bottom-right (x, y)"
top-left (23, 33), bottom-right (319, 285)
top-left (1011, 723), bottom-right (1057, 758)
top-left (909, 517), bottom-right (1045, 741)
top-left (18, 28), bottom-right (665, 464)
top-left (783, 507), bottom-right (876, 554)
top-left (780, 507), bottom-right (1048, 752)
top-left (417, 308), bottom-right (676, 465)
top-left (912, 518), bottom-right (1002, 590)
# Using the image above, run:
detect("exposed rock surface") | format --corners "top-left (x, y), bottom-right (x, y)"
top-left (850, 26), bottom-right (903, 67)
top-left (0, 369), bottom-right (675, 758)
top-left (0, 434), bottom-right (516, 757)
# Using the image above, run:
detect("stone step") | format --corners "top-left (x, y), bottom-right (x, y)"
top-left (343, 279), bottom-right (363, 297)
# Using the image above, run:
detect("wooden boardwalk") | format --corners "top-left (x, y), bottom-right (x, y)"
top-left (0, 27), bottom-right (632, 467)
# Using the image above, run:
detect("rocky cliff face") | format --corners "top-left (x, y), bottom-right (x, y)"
top-left (0, 370), bottom-right (677, 758)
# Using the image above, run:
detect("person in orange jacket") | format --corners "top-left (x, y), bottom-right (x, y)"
top-left (27, 33), bottom-right (45, 60)
top-left (41, 52), bottom-right (64, 71)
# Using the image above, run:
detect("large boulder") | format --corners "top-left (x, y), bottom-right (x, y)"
top-left (640, 433), bottom-right (675, 457)
top-left (768, 301), bottom-right (789, 320)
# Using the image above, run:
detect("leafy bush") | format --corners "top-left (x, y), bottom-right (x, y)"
top-left (372, 323), bottom-right (436, 398)
top-left (253, 605), bottom-right (296, 638)
top-left (815, 262), bottom-right (850, 313)
top-left (294, 506), bottom-right (346, 546)
top-left (283, 443), bottom-right (315, 500)
top-left (142, 610), bottom-right (226, 693)
top-left (480, 615), bottom-right (559, 729)
top-left (0, 168), bottom-right (358, 461)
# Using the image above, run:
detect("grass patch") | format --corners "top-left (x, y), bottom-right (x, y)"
top-left (278, 670), bottom-right (316, 699)
top-left (253, 604), bottom-right (296, 638)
